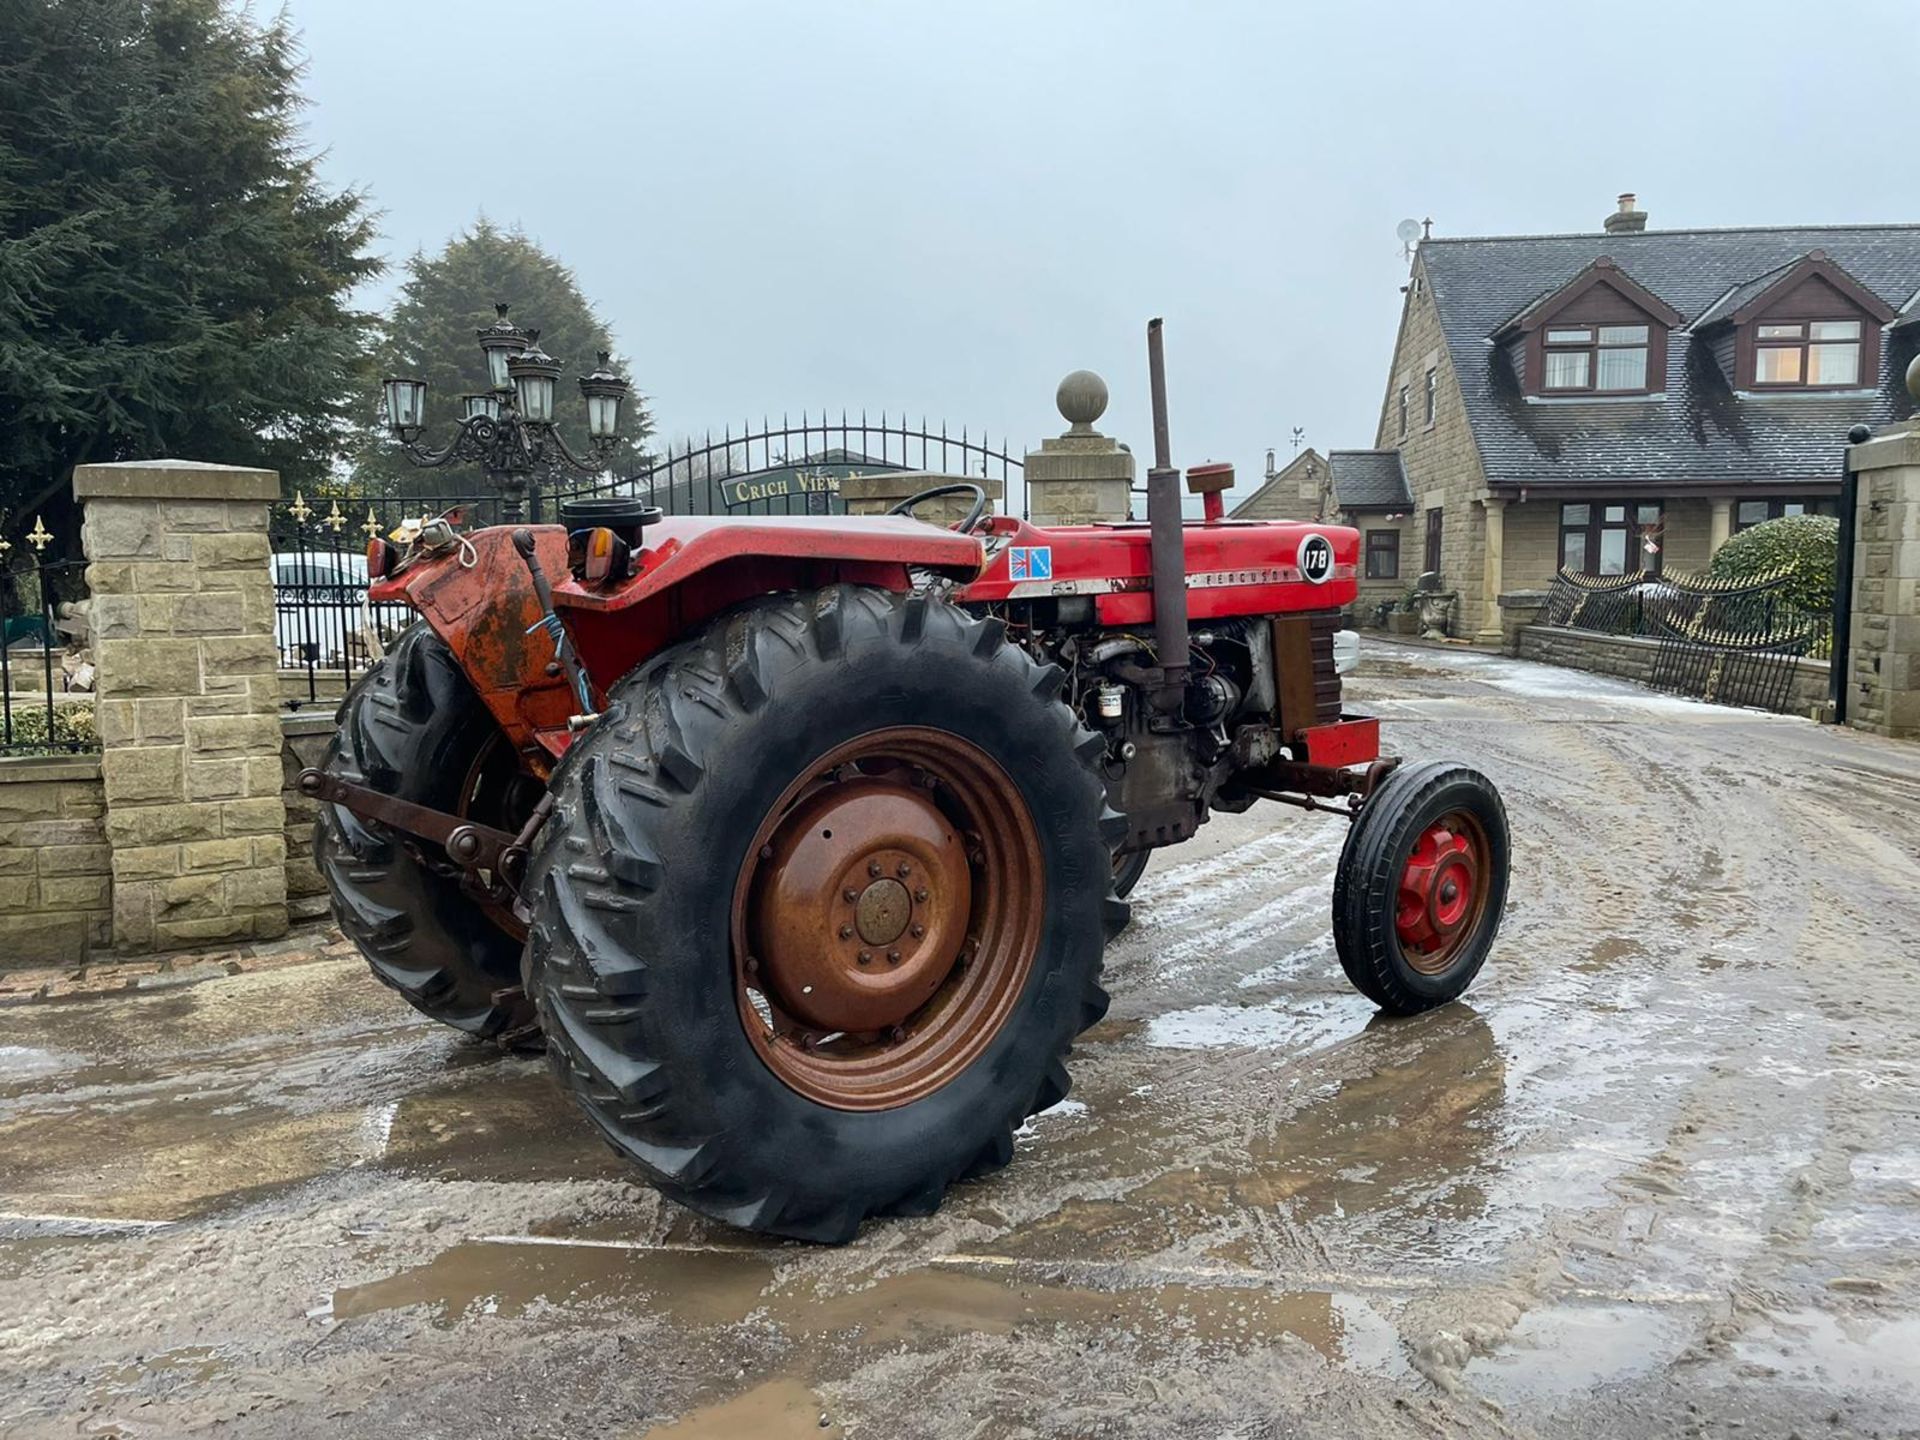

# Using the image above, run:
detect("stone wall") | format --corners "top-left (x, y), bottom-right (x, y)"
top-left (281, 714), bottom-right (333, 924)
top-left (1349, 513), bottom-right (1416, 621)
top-left (0, 756), bottom-right (112, 967)
top-left (1516, 625), bottom-right (1830, 713)
top-left (1661, 499), bottom-right (1714, 575)
top-left (1373, 258), bottom-right (1493, 637)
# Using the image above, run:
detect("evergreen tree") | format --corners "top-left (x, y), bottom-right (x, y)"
top-left (0, 0), bottom-right (381, 549)
top-left (352, 220), bottom-right (652, 503)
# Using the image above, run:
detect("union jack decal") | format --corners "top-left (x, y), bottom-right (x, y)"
top-left (1009, 545), bottom-right (1052, 581)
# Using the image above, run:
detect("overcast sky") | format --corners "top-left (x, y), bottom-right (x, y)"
top-left (289, 0), bottom-right (1919, 503)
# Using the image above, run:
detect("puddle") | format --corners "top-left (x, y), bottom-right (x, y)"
top-left (1730, 1308), bottom-right (1920, 1396)
top-left (630, 1377), bottom-right (829, 1438)
top-left (1144, 993), bottom-right (1376, 1053)
top-left (99, 1345), bottom-right (229, 1394)
top-left (332, 1236), bottom-right (1385, 1365)
top-left (1574, 936), bottom-right (1645, 972)
top-left (0, 1044), bottom-right (85, 1081)
top-left (1462, 1302), bottom-right (1696, 1400)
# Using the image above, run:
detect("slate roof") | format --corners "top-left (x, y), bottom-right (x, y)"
top-left (1328, 449), bottom-right (1411, 510)
top-left (1419, 224), bottom-right (1920, 490)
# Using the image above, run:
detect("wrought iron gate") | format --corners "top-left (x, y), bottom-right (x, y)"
top-left (269, 413), bottom-right (1026, 710)
top-left (1541, 567), bottom-right (1828, 714)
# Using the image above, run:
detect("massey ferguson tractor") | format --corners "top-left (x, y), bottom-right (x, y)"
top-left (307, 321), bottom-right (1509, 1242)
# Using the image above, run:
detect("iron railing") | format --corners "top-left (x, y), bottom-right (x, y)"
top-left (552, 413), bottom-right (1028, 521)
top-left (1, 551), bottom-right (95, 755)
top-left (1540, 567), bottom-right (1830, 713)
top-left (270, 413), bottom-right (1029, 711)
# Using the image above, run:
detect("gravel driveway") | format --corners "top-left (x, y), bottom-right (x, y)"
top-left (3, 641), bottom-right (1917, 1438)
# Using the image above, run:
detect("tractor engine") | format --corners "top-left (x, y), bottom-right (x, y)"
top-left (991, 612), bottom-right (1343, 857)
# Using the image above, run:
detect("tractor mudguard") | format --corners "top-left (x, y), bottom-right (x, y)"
top-left (367, 526), bottom-right (579, 775)
top-left (550, 514), bottom-right (985, 695)
top-left (366, 515), bottom-right (985, 771)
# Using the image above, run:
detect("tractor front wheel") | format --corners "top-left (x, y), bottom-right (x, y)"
top-left (1331, 761), bottom-right (1509, 1015)
top-left (523, 586), bottom-right (1123, 1242)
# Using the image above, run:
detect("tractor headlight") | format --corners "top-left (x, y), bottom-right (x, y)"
top-left (572, 526), bottom-right (631, 587)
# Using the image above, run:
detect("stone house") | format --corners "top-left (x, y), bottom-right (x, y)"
top-left (1229, 448), bottom-right (1328, 522)
top-left (1353, 196), bottom-right (1920, 640)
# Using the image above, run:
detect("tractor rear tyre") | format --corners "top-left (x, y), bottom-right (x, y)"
top-left (524, 586), bottom-right (1124, 1243)
top-left (1331, 761), bottom-right (1509, 1015)
top-left (316, 623), bottom-right (539, 1043)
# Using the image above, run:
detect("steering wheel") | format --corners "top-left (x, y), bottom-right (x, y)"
top-left (888, 482), bottom-right (989, 534)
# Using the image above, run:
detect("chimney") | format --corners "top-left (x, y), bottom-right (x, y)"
top-left (1604, 192), bottom-right (1648, 235)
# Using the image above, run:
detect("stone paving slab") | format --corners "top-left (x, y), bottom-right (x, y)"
top-left (0, 922), bottom-right (350, 1006)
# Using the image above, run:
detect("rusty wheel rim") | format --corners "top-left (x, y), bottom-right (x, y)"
top-left (1393, 810), bottom-right (1491, 976)
top-left (459, 733), bottom-right (540, 943)
top-left (731, 726), bottom-right (1043, 1111)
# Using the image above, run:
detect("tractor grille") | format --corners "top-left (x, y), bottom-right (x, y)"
top-left (1308, 611), bottom-right (1342, 726)
top-left (1272, 610), bottom-right (1344, 738)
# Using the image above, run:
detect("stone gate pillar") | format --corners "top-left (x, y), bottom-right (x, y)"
top-left (1024, 371), bottom-right (1135, 525)
top-left (1846, 400), bottom-right (1920, 740)
top-left (75, 460), bottom-right (290, 951)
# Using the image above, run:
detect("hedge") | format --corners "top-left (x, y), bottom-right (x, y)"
top-left (1709, 514), bottom-right (1838, 615)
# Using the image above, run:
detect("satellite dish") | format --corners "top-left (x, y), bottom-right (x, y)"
top-left (1395, 218), bottom-right (1422, 246)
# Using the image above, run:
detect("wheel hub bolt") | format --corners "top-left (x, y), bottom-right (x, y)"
top-left (910, 923), bottom-right (925, 938)
top-left (887, 949), bottom-right (901, 965)
top-left (914, 887), bottom-right (929, 902)
top-left (760, 845), bottom-right (774, 860)
top-left (745, 956), bottom-right (759, 974)
top-left (843, 888), bottom-right (859, 903)
top-left (857, 949), bottom-right (873, 965)
top-left (868, 860), bottom-right (882, 878)
top-left (839, 924), bottom-right (854, 939)
top-left (897, 861), bottom-right (912, 878)
top-left (1441, 881), bottom-right (1458, 903)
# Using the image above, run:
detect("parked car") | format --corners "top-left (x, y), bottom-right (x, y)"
top-left (272, 551), bottom-right (370, 668)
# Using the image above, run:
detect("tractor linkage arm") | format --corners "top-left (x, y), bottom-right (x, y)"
top-left (297, 767), bottom-right (554, 904)
top-left (1246, 756), bottom-right (1402, 818)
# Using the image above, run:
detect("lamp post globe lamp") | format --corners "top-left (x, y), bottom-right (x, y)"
top-left (379, 301), bottom-right (632, 524)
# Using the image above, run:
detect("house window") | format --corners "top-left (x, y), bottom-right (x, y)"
top-left (1543, 325), bottom-right (1651, 392)
top-left (1424, 367), bottom-right (1437, 425)
top-left (1365, 529), bottom-right (1400, 580)
top-left (1560, 500), bottom-right (1662, 576)
top-left (1752, 320), bottom-right (1862, 387)
top-left (1732, 497), bottom-right (1838, 532)
top-left (1398, 385), bottom-right (1410, 439)
top-left (1424, 507), bottom-right (1443, 574)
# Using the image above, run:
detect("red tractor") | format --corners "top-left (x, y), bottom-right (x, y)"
top-left (307, 322), bottom-right (1508, 1241)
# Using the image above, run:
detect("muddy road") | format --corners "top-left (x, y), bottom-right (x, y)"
top-left (3, 642), bottom-right (1918, 1438)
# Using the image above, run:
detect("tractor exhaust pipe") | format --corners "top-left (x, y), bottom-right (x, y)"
top-left (1145, 317), bottom-right (1189, 713)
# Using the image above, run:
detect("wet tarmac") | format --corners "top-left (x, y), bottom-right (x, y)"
top-left (2, 642), bottom-right (1918, 1437)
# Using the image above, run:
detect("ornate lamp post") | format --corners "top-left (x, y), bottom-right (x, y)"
top-left (380, 302), bottom-right (632, 523)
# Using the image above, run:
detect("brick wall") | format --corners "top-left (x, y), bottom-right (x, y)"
top-left (0, 757), bottom-right (112, 967)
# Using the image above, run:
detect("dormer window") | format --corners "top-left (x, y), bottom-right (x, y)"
top-left (1692, 252), bottom-right (1894, 391)
top-left (1753, 319), bottom-right (1862, 387)
top-left (1543, 324), bottom-right (1651, 392)
top-left (1495, 257), bottom-right (1678, 399)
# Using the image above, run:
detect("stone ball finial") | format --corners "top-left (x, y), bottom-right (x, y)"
top-left (1057, 370), bottom-right (1109, 434)
top-left (1908, 351), bottom-right (1920, 406)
